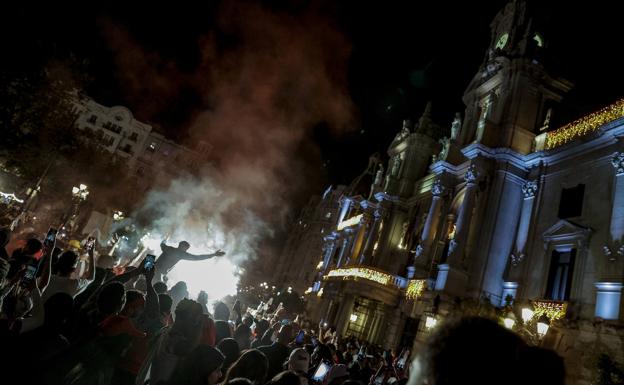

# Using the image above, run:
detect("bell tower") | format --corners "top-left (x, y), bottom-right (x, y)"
top-left (458, 0), bottom-right (573, 154)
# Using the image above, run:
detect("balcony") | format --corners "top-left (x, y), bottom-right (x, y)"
top-left (530, 299), bottom-right (568, 320)
top-left (324, 266), bottom-right (408, 289)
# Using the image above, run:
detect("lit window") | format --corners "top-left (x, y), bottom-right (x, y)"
top-left (545, 249), bottom-right (576, 301)
top-left (325, 212), bottom-right (332, 218)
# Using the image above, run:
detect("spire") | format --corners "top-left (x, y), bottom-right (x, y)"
top-left (415, 101), bottom-right (437, 137)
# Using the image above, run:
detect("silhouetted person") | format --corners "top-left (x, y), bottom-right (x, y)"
top-left (259, 325), bottom-right (293, 381)
top-left (222, 349), bottom-right (269, 385)
top-left (155, 240), bottom-right (224, 282)
top-left (267, 371), bottom-right (302, 385)
top-left (218, 337), bottom-right (241, 371)
top-left (406, 317), bottom-right (532, 385)
top-left (168, 345), bottom-right (225, 385)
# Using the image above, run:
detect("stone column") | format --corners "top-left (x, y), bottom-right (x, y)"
top-left (360, 212), bottom-right (380, 265)
top-left (414, 178), bottom-right (446, 262)
top-left (593, 153), bottom-right (624, 320)
top-left (349, 215), bottom-right (371, 264)
top-left (594, 282), bottom-right (624, 320)
top-left (510, 180), bottom-right (538, 266)
top-left (338, 198), bottom-right (351, 225)
top-left (447, 164), bottom-right (480, 265)
top-left (321, 240), bottom-right (336, 272)
top-left (607, 153), bottom-right (624, 252)
top-left (435, 165), bottom-right (479, 295)
top-left (500, 282), bottom-right (519, 306)
top-left (336, 237), bottom-right (350, 267)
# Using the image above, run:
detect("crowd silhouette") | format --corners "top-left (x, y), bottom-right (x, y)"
top-left (0, 227), bottom-right (565, 385)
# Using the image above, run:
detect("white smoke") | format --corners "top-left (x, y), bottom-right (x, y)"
top-left (134, 173), bottom-right (269, 300)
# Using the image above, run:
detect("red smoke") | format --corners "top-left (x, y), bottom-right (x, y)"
top-left (100, 1), bottom-right (356, 266)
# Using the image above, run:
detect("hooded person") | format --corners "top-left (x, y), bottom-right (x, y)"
top-left (137, 298), bottom-right (205, 385)
top-left (286, 348), bottom-right (311, 385)
top-left (168, 345), bottom-right (225, 385)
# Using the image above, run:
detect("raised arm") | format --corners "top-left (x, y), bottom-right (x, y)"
top-left (37, 250), bottom-right (53, 293)
top-left (79, 240), bottom-right (96, 283)
top-left (180, 249), bottom-right (225, 261)
top-left (143, 264), bottom-right (159, 321)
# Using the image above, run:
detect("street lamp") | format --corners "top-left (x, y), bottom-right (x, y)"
top-left (425, 315), bottom-right (438, 329)
top-left (72, 184), bottom-right (89, 200)
top-left (536, 314), bottom-right (550, 339)
top-left (503, 310), bottom-right (517, 330)
top-left (67, 184), bottom-right (89, 235)
top-left (521, 307), bottom-right (535, 323)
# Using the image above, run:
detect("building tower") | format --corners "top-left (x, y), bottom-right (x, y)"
top-left (458, 0), bottom-right (572, 154)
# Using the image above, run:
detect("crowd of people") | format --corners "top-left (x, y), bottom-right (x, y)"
top-left (0, 227), bottom-right (566, 385)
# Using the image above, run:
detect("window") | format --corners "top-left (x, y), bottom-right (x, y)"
top-left (103, 135), bottom-right (114, 146)
top-left (120, 144), bottom-right (133, 154)
top-left (128, 132), bottom-right (138, 142)
top-left (102, 121), bottom-right (122, 134)
top-left (87, 115), bottom-right (97, 124)
top-left (545, 249), bottom-right (576, 301)
top-left (558, 184), bottom-right (585, 219)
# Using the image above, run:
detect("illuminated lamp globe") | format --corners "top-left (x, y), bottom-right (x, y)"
top-left (503, 312), bottom-right (516, 330)
top-left (425, 315), bottom-right (437, 330)
top-left (521, 307), bottom-right (534, 323)
top-left (536, 315), bottom-right (550, 339)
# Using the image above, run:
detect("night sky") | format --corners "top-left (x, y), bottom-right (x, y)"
top-left (2, 0), bottom-right (623, 192)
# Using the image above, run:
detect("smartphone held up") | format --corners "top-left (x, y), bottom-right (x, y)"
top-left (144, 254), bottom-right (156, 271)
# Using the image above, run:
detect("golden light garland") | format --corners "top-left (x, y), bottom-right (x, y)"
top-left (531, 300), bottom-right (567, 320)
top-left (545, 99), bottom-right (624, 149)
top-left (325, 267), bottom-right (392, 286)
top-left (405, 279), bottom-right (426, 300)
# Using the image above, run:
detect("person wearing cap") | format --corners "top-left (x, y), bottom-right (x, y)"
top-left (155, 240), bottom-right (225, 282)
top-left (286, 348), bottom-right (311, 385)
top-left (325, 364), bottom-right (349, 385)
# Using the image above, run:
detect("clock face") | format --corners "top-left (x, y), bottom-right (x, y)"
top-left (495, 33), bottom-right (509, 50)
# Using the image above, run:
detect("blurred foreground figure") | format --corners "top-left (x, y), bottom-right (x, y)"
top-left (406, 317), bottom-right (565, 385)
top-left (155, 240), bottom-right (225, 282)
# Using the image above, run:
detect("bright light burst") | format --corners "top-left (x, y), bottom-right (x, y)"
top-left (141, 232), bottom-right (239, 301)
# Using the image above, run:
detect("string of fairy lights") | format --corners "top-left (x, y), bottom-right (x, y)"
top-left (545, 98), bottom-right (624, 149)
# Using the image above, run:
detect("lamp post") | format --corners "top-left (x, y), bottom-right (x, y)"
top-left (501, 300), bottom-right (553, 346)
top-left (67, 184), bottom-right (89, 235)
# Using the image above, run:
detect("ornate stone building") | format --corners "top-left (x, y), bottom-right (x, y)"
top-left (73, 98), bottom-right (211, 187)
top-left (289, 1), bottom-right (624, 383)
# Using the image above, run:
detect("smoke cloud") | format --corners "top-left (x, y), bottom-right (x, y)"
top-left (102, 1), bottom-right (356, 297)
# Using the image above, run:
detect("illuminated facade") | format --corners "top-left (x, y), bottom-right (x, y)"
top-left (73, 98), bottom-right (211, 185)
top-left (297, 2), bottom-right (624, 383)
top-left (272, 186), bottom-right (346, 293)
